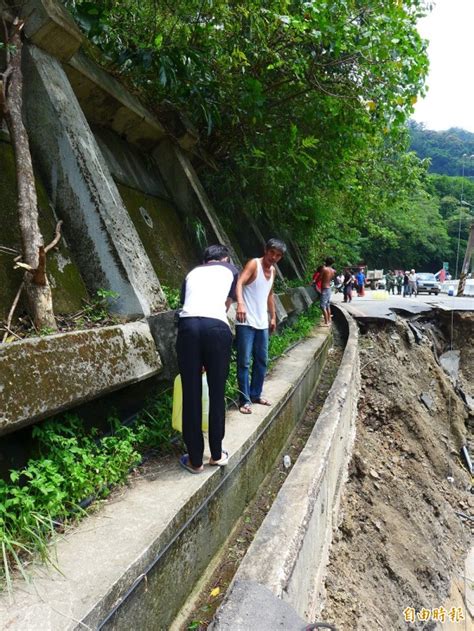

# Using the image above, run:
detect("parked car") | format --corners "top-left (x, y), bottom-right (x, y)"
top-left (416, 273), bottom-right (441, 295)
top-left (376, 278), bottom-right (386, 290)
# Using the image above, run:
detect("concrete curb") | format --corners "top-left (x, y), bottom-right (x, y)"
top-left (0, 328), bottom-right (331, 630)
top-left (211, 305), bottom-right (360, 628)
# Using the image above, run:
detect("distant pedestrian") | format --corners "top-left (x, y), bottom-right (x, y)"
top-left (403, 271), bottom-right (410, 297)
top-left (311, 265), bottom-right (323, 295)
top-left (396, 272), bottom-right (403, 295)
top-left (356, 269), bottom-right (366, 297)
top-left (343, 268), bottom-right (354, 303)
top-left (335, 272), bottom-right (344, 294)
top-left (408, 269), bottom-right (417, 297)
top-left (385, 270), bottom-right (395, 295)
top-left (177, 244), bottom-right (238, 473)
top-left (319, 257), bottom-right (336, 326)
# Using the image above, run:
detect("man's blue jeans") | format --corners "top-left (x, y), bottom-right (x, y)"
top-left (236, 325), bottom-right (269, 406)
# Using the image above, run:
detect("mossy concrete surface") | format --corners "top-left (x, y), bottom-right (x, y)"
top-left (153, 139), bottom-right (241, 267)
top-left (0, 327), bottom-right (331, 630)
top-left (94, 127), bottom-right (169, 199)
top-left (117, 183), bottom-right (200, 288)
top-left (22, 0), bottom-right (83, 62)
top-left (0, 322), bottom-right (162, 436)
top-left (0, 138), bottom-right (88, 320)
top-left (66, 49), bottom-right (165, 152)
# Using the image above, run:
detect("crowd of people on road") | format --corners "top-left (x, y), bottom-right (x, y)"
top-left (312, 263), bottom-right (365, 306)
top-left (384, 270), bottom-right (418, 297)
top-left (176, 238), bottom-right (286, 474)
top-left (313, 265), bottom-right (446, 303)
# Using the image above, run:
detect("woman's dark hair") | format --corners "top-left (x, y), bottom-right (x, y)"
top-left (202, 244), bottom-right (230, 263)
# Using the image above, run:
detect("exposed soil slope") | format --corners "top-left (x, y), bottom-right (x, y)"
top-left (322, 314), bottom-right (473, 631)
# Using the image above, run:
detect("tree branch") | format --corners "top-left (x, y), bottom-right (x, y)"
top-left (44, 220), bottom-right (63, 253)
top-left (2, 281), bottom-right (23, 343)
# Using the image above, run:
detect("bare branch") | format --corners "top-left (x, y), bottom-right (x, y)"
top-left (44, 220), bottom-right (63, 253)
top-left (0, 324), bottom-right (22, 341)
top-left (2, 281), bottom-right (24, 343)
top-left (13, 260), bottom-right (33, 270)
top-left (0, 245), bottom-right (20, 255)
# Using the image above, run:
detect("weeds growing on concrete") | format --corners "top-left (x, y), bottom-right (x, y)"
top-left (161, 285), bottom-right (181, 310)
top-left (0, 395), bottom-right (175, 593)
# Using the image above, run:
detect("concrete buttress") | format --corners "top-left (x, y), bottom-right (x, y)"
top-left (22, 44), bottom-right (167, 317)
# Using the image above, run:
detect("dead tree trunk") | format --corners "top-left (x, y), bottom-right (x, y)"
top-left (0, 16), bottom-right (57, 331)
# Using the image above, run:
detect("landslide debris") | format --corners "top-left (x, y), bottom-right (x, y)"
top-left (322, 315), bottom-right (473, 631)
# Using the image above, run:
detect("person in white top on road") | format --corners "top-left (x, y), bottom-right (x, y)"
top-left (235, 238), bottom-right (286, 414)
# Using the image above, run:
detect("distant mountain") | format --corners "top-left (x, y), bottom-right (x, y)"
top-left (408, 121), bottom-right (474, 177)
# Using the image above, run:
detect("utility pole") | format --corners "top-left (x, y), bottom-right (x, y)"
top-left (456, 154), bottom-right (474, 297)
top-left (457, 222), bottom-right (474, 296)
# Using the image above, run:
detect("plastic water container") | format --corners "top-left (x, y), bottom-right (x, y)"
top-left (172, 373), bottom-right (209, 432)
top-left (448, 287), bottom-right (454, 296)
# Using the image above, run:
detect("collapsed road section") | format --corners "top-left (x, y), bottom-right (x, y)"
top-left (322, 310), bottom-right (473, 631)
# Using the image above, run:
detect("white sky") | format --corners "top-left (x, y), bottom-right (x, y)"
top-left (412, 0), bottom-right (474, 132)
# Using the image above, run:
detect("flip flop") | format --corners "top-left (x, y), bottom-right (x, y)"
top-left (252, 398), bottom-right (272, 406)
top-left (239, 403), bottom-right (252, 414)
top-left (179, 454), bottom-right (204, 474)
top-left (209, 450), bottom-right (229, 466)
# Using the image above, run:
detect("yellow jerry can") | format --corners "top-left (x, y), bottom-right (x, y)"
top-left (172, 373), bottom-right (209, 432)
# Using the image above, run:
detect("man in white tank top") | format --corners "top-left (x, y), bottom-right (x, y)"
top-left (235, 238), bottom-right (286, 414)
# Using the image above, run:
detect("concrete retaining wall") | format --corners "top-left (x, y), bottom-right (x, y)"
top-left (0, 322), bottom-right (162, 436)
top-left (211, 306), bottom-right (360, 629)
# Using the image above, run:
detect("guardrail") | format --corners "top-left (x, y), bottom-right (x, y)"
top-left (440, 280), bottom-right (474, 296)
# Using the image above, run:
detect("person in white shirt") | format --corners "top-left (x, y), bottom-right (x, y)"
top-left (177, 245), bottom-right (238, 473)
top-left (408, 269), bottom-right (417, 297)
top-left (235, 238), bottom-right (286, 414)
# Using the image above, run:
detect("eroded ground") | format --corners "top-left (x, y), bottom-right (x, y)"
top-left (322, 313), bottom-right (473, 631)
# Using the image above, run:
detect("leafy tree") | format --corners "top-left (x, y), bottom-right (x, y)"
top-left (63, 0), bottom-right (432, 270)
top-left (359, 189), bottom-right (450, 271)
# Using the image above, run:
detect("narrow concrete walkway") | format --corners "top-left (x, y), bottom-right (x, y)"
top-left (0, 327), bottom-right (331, 630)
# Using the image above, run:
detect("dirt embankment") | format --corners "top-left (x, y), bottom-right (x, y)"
top-left (322, 313), bottom-right (473, 631)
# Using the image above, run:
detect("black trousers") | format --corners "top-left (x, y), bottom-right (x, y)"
top-left (176, 317), bottom-right (232, 467)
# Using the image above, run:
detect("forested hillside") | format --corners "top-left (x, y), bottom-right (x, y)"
top-left (406, 122), bottom-right (474, 275)
top-left (63, 1), bottom-right (470, 274)
top-left (409, 121), bottom-right (474, 177)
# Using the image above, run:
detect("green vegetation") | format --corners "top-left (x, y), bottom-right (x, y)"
top-left (80, 288), bottom-right (119, 323)
top-left (62, 1), bottom-right (474, 275)
top-left (63, 0), bottom-right (434, 271)
top-left (0, 393), bottom-right (175, 591)
top-left (161, 285), bottom-right (181, 310)
top-left (269, 303), bottom-right (322, 360)
top-left (405, 124), bottom-right (474, 274)
top-left (409, 122), bottom-right (474, 177)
